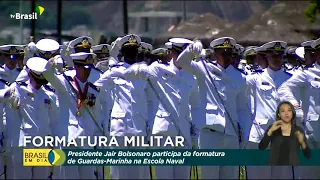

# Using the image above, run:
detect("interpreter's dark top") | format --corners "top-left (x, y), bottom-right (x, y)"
top-left (258, 125), bottom-right (311, 165)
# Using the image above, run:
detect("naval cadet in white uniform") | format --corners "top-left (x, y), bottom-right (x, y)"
top-left (0, 45), bottom-right (25, 179)
top-left (93, 44), bottom-right (111, 72)
top-left (137, 42), bottom-right (153, 63)
top-left (245, 41), bottom-right (295, 179)
top-left (175, 37), bottom-right (251, 179)
top-left (283, 38), bottom-right (320, 179)
top-left (43, 52), bottom-right (104, 179)
top-left (156, 37), bottom-right (200, 179)
top-left (242, 48), bottom-right (260, 75)
top-left (0, 57), bottom-right (59, 179)
top-left (65, 37), bottom-right (109, 180)
top-left (284, 46), bottom-right (300, 74)
top-left (121, 37), bottom-right (199, 179)
top-left (231, 44), bottom-right (245, 73)
top-left (299, 40), bottom-right (317, 68)
top-left (0, 45), bottom-right (24, 83)
top-left (254, 45), bottom-right (268, 70)
top-left (95, 34), bottom-right (151, 179)
top-left (16, 38), bottom-right (61, 82)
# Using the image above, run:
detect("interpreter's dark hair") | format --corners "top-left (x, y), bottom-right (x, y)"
top-left (276, 101), bottom-right (296, 126)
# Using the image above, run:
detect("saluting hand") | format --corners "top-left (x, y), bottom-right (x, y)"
top-left (47, 57), bottom-right (56, 67)
top-left (192, 41), bottom-right (203, 55)
top-left (267, 120), bottom-right (283, 136)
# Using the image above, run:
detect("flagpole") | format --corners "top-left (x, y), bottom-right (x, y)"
top-left (19, 0), bottom-right (23, 44)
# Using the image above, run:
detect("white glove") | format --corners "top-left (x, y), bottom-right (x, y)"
top-left (23, 42), bottom-right (37, 64)
top-left (45, 57), bottom-right (56, 71)
top-left (110, 38), bottom-right (122, 59)
top-left (7, 88), bottom-right (20, 109)
top-left (191, 41), bottom-right (203, 55)
top-left (124, 63), bottom-right (150, 80)
top-left (53, 55), bottom-right (64, 73)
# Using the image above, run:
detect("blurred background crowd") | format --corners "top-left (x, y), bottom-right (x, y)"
top-left (0, 0), bottom-right (319, 47)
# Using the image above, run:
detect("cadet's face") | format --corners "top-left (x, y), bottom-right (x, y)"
top-left (246, 55), bottom-right (257, 65)
top-left (97, 54), bottom-right (109, 60)
top-left (315, 49), bottom-right (320, 63)
top-left (2, 54), bottom-right (19, 69)
top-left (231, 53), bottom-right (240, 67)
top-left (256, 54), bottom-right (268, 68)
top-left (214, 48), bottom-right (232, 63)
top-left (167, 50), bottom-right (173, 60)
top-left (304, 51), bottom-right (316, 66)
top-left (265, 52), bottom-right (283, 68)
top-left (75, 64), bottom-right (91, 80)
top-left (279, 104), bottom-right (293, 123)
top-left (286, 54), bottom-right (298, 65)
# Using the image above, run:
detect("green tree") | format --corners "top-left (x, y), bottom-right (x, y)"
top-left (305, 0), bottom-right (320, 23)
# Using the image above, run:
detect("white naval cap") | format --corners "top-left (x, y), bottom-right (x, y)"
top-left (295, 47), bottom-right (305, 59)
top-left (262, 41), bottom-right (287, 52)
top-left (210, 37), bottom-right (236, 49)
top-left (151, 48), bottom-right (167, 56)
top-left (26, 57), bottom-right (48, 79)
top-left (165, 42), bottom-right (172, 49)
top-left (243, 48), bottom-right (256, 57)
top-left (246, 46), bottom-right (258, 50)
top-left (240, 59), bottom-right (247, 64)
top-left (117, 34), bottom-right (141, 48)
top-left (311, 38), bottom-right (320, 49)
top-left (92, 44), bottom-right (111, 54)
top-left (36, 39), bottom-right (60, 59)
top-left (139, 42), bottom-right (153, 52)
top-left (70, 52), bottom-right (96, 68)
top-left (169, 38), bottom-right (193, 52)
top-left (68, 36), bottom-right (94, 49)
top-left (285, 46), bottom-right (297, 55)
top-left (254, 46), bottom-right (266, 54)
top-left (301, 40), bottom-right (314, 50)
top-left (0, 45), bottom-right (25, 55)
top-left (63, 41), bottom-right (69, 46)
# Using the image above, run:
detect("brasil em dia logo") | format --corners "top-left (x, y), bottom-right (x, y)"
top-left (23, 149), bottom-right (66, 166)
top-left (48, 149), bottom-right (66, 166)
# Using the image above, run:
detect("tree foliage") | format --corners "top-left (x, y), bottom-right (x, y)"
top-left (305, 0), bottom-right (320, 23)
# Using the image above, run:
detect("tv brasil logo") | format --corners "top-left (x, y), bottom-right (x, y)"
top-left (10, 5), bottom-right (45, 20)
top-left (23, 149), bottom-right (66, 166)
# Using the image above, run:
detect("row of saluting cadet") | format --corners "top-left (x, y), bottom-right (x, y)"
top-left (0, 34), bottom-right (319, 179)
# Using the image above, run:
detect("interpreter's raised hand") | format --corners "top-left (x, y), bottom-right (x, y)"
top-left (267, 120), bottom-right (283, 136)
top-left (295, 130), bottom-right (305, 145)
